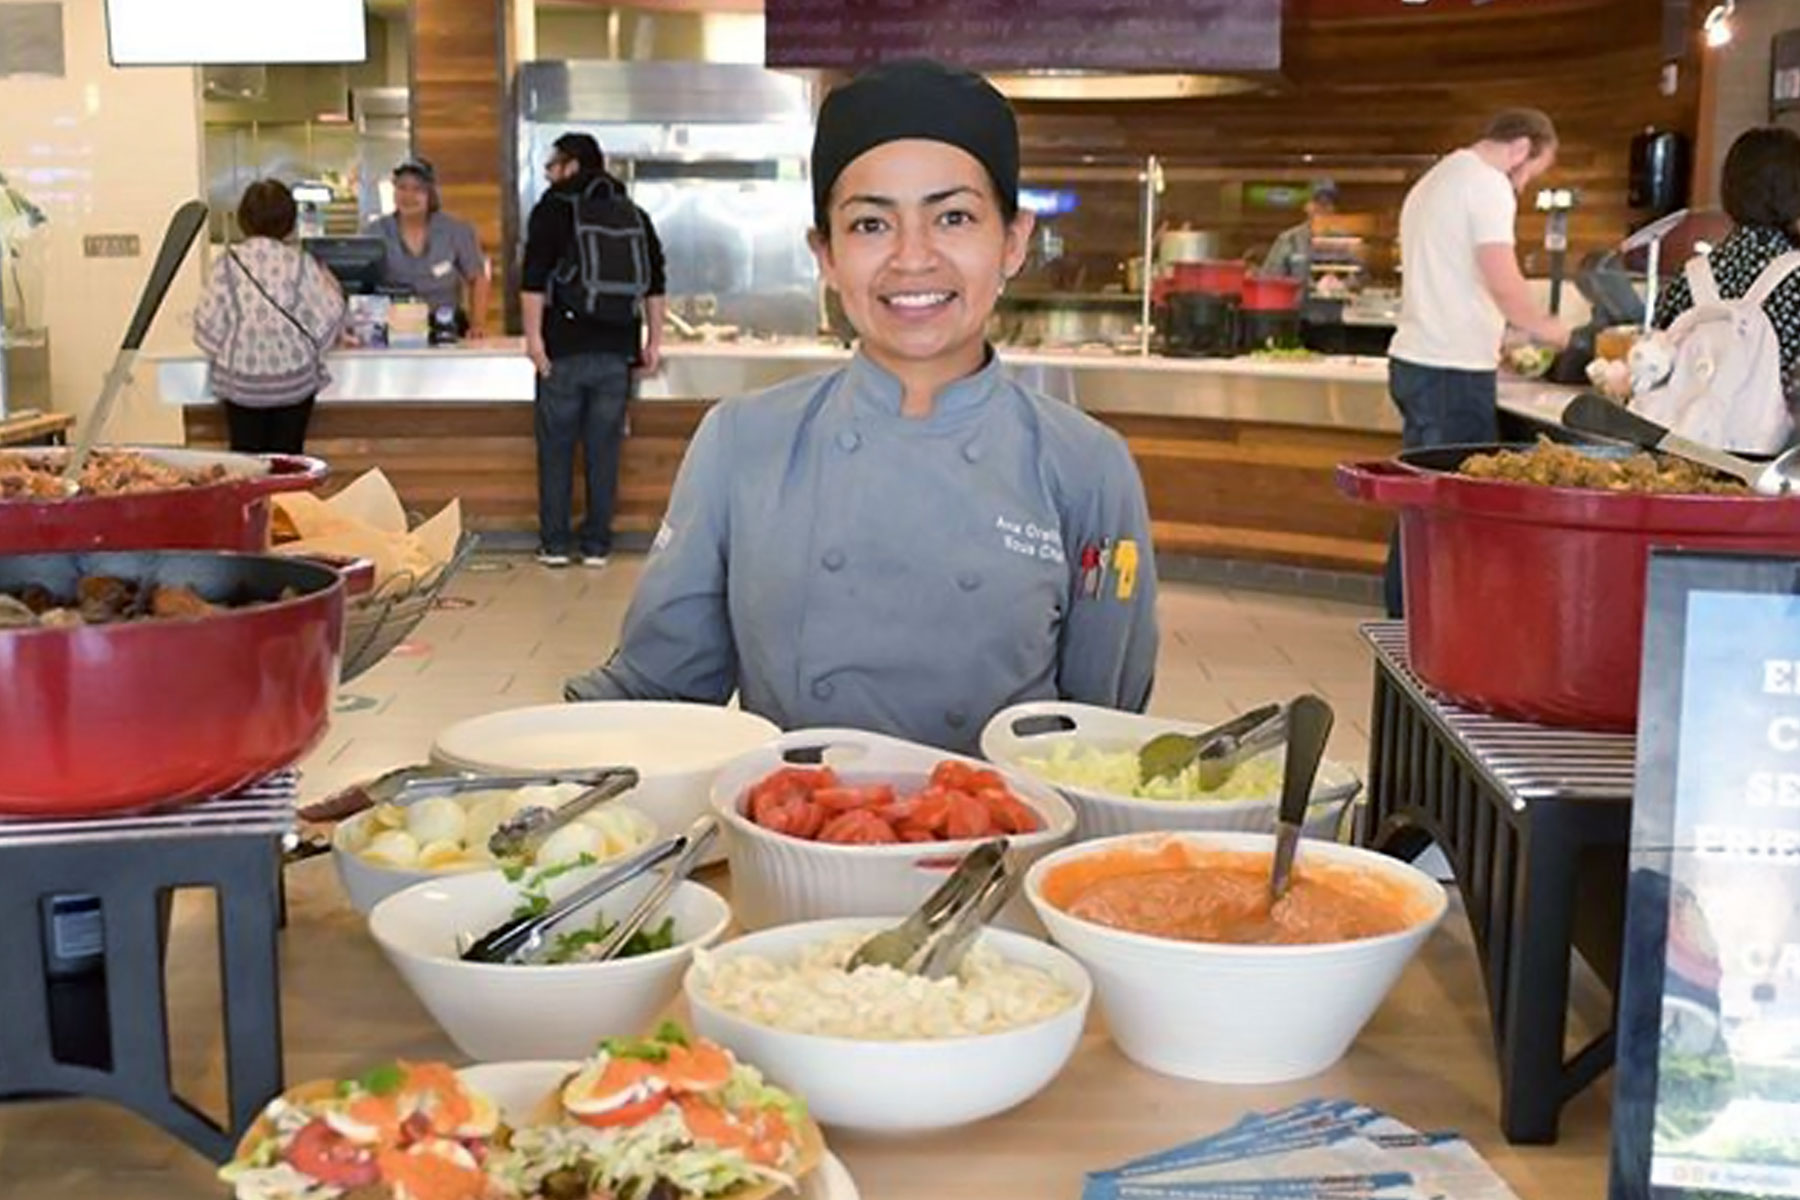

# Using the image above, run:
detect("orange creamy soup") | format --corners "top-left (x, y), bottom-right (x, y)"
top-left (1042, 843), bottom-right (1426, 946)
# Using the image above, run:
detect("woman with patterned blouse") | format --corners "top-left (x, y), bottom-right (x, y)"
top-left (1654, 126), bottom-right (1800, 395)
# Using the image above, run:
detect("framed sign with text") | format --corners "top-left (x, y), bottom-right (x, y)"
top-left (1612, 551), bottom-right (1800, 1199)
top-left (1773, 30), bottom-right (1800, 120)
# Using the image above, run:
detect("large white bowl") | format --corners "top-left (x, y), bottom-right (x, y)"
top-left (1025, 831), bottom-right (1446, 1085)
top-left (332, 802), bottom-right (658, 915)
top-left (710, 728), bottom-right (1077, 932)
top-left (431, 702), bottom-right (782, 865)
top-left (982, 701), bottom-right (1362, 842)
top-left (368, 868), bottom-right (732, 1061)
top-left (455, 1060), bottom-right (864, 1199)
top-left (684, 917), bottom-right (1091, 1134)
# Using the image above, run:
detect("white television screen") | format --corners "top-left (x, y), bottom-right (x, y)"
top-left (106, 0), bottom-right (367, 66)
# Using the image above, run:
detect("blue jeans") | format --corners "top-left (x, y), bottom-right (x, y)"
top-left (535, 351), bottom-right (631, 557)
top-left (1384, 358), bottom-right (1499, 618)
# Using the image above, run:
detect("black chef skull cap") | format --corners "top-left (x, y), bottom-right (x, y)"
top-left (811, 59), bottom-right (1019, 231)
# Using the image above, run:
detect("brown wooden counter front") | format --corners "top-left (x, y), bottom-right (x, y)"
top-left (183, 403), bottom-right (1398, 573)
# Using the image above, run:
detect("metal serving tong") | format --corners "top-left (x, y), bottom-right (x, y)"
top-left (1137, 702), bottom-right (1287, 788)
top-left (847, 840), bottom-right (1019, 980)
top-left (1268, 695), bottom-right (1335, 907)
top-left (484, 768), bottom-right (641, 860)
top-left (460, 814), bottom-right (719, 966)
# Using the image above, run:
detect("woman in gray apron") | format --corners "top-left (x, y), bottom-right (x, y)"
top-left (564, 60), bottom-right (1160, 754)
top-left (374, 159), bottom-right (490, 338)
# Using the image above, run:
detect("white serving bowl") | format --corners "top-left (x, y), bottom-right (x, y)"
top-left (1025, 831), bottom-right (1446, 1085)
top-left (431, 702), bottom-right (782, 865)
top-left (982, 701), bottom-right (1362, 842)
top-left (710, 728), bottom-right (1076, 932)
top-left (368, 868), bottom-right (731, 1061)
top-left (684, 917), bottom-right (1091, 1134)
top-left (332, 799), bottom-right (658, 915)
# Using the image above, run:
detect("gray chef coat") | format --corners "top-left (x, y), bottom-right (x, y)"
top-left (375, 212), bottom-right (483, 312)
top-left (564, 350), bottom-right (1160, 754)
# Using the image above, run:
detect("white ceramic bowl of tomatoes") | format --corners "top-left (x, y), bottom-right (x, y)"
top-left (710, 728), bottom-right (1077, 932)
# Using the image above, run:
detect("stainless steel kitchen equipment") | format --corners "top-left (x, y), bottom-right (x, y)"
top-left (513, 62), bottom-right (819, 340)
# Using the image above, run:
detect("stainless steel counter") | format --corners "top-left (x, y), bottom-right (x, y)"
top-left (151, 340), bottom-right (1400, 433)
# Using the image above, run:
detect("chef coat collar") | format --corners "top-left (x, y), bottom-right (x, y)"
top-left (845, 346), bottom-right (1004, 421)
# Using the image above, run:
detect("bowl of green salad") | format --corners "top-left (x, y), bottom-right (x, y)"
top-left (980, 701), bottom-right (1362, 841)
top-left (368, 861), bottom-right (731, 1060)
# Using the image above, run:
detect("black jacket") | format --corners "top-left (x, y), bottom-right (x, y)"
top-left (521, 170), bottom-right (668, 361)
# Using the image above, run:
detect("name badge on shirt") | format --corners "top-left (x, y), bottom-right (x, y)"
top-left (431, 260), bottom-right (453, 278)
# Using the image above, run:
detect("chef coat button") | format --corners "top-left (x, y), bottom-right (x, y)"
top-left (946, 709), bottom-right (969, 730)
top-left (957, 571), bottom-right (982, 592)
top-left (812, 678), bottom-right (835, 701)
top-left (962, 440), bottom-right (984, 463)
top-left (837, 430), bottom-right (861, 452)
top-left (822, 549), bottom-right (846, 572)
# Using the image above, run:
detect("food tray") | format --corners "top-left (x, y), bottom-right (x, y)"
top-left (980, 701), bottom-right (1362, 842)
top-left (340, 531), bottom-right (479, 683)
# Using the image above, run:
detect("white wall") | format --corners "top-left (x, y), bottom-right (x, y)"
top-left (0, 0), bottom-right (205, 443)
top-left (1698, 0), bottom-right (1800, 205)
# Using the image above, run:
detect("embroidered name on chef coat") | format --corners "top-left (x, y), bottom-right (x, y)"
top-left (994, 515), bottom-right (1065, 564)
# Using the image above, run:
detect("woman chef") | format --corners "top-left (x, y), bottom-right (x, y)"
top-left (564, 60), bottom-right (1159, 753)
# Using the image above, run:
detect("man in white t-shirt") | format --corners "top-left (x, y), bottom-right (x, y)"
top-left (1384, 109), bottom-right (1572, 616)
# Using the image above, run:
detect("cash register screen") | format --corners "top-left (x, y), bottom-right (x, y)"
top-left (303, 237), bottom-right (386, 296)
top-left (105, 0), bottom-right (366, 65)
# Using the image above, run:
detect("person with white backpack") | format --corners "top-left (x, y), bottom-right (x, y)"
top-left (1638, 127), bottom-right (1800, 454)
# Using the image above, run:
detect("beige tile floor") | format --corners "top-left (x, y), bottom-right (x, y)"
top-left (0, 554), bottom-right (1614, 1199)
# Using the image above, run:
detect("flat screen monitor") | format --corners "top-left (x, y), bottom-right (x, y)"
top-left (303, 237), bottom-right (386, 296)
top-left (105, 0), bottom-right (367, 66)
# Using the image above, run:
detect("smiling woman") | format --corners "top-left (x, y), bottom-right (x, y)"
top-left (563, 59), bottom-right (1161, 757)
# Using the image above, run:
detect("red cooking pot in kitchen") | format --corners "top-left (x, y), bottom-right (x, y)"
top-left (1240, 274), bottom-right (1304, 312)
top-left (0, 549), bottom-right (357, 816)
top-left (1337, 443), bottom-right (1800, 731)
top-left (0, 445), bottom-right (327, 554)
top-left (1170, 260), bottom-right (1246, 297)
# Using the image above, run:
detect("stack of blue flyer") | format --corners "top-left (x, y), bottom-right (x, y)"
top-left (1082, 1100), bottom-right (1520, 1199)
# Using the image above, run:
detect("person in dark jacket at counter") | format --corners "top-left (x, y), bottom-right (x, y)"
top-left (373, 159), bottom-right (491, 338)
top-left (521, 132), bottom-right (669, 569)
top-left (562, 61), bottom-right (1159, 756)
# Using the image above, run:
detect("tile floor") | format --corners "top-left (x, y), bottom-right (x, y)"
top-left (0, 554), bottom-right (1617, 1199)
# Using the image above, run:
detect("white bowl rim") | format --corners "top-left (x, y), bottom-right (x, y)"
top-left (1023, 830), bottom-right (1448, 959)
top-left (432, 701), bottom-right (782, 776)
top-left (369, 872), bottom-right (733, 977)
top-left (711, 772), bottom-right (1076, 859)
top-left (683, 915), bottom-right (1093, 1050)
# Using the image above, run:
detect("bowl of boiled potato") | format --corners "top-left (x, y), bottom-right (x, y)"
top-left (331, 781), bottom-right (657, 914)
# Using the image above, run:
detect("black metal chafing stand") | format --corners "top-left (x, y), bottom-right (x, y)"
top-left (0, 772), bottom-right (292, 1162)
top-left (1359, 622), bottom-right (1635, 1143)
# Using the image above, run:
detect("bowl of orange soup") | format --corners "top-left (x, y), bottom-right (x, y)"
top-left (1024, 832), bottom-right (1447, 1084)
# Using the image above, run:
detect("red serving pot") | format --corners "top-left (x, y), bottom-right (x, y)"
top-left (0, 446), bottom-right (328, 554)
top-left (1337, 444), bottom-right (1800, 731)
top-left (0, 550), bottom-right (351, 816)
top-left (1240, 274), bottom-right (1304, 313)
top-left (1170, 260), bottom-right (1246, 297)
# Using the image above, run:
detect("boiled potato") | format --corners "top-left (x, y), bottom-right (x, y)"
top-left (404, 796), bottom-right (468, 846)
top-left (535, 821), bottom-right (606, 868)
top-left (363, 829), bottom-right (422, 868)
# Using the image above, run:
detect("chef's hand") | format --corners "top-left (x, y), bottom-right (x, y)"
top-left (527, 340), bottom-right (553, 378)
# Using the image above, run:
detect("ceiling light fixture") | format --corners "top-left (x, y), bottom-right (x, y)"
top-left (1704, 0), bottom-right (1736, 49)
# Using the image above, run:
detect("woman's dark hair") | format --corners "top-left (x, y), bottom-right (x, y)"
top-left (1721, 127), bottom-right (1800, 229)
top-left (237, 180), bottom-right (297, 240)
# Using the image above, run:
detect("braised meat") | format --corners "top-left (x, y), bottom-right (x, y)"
top-left (1460, 438), bottom-right (1749, 495)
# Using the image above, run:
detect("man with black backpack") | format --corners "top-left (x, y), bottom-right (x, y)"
top-left (521, 132), bottom-right (668, 568)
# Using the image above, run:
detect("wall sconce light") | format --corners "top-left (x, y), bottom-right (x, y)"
top-left (1704, 0), bottom-right (1737, 49)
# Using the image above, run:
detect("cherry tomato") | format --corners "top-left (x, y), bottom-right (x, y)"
top-left (285, 1120), bottom-right (380, 1189)
top-left (982, 790), bottom-right (1041, 835)
top-left (818, 810), bottom-right (899, 844)
top-left (944, 793), bottom-right (994, 840)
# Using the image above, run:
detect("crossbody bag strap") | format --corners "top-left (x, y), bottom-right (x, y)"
top-left (228, 248), bottom-right (323, 351)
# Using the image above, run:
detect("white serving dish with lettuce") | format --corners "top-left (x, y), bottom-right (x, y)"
top-left (980, 701), bottom-right (1361, 842)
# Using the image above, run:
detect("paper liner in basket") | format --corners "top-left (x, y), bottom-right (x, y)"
top-left (271, 468), bottom-right (462, 593)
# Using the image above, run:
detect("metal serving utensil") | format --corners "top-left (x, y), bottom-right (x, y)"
top-left (573, 815), bottom-right (719, 965)
top-left (1137, 703), bottom-right (1286, 788)
top-left (459, 827), bottom-right (693, 966)
top-left (393, 769), bottom-right (625, 808)
top-left (1268, 694), bottom-right (1335, 907)
top-left (486, 767), bottom-right (641, 860)
top-left (1560, 392), bottom-right (1800, 496)
top-left (847, 840), bottom-right (1018, 979)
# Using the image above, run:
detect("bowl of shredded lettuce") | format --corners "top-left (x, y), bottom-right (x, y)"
top-left (982, 702), bottom-right (1361, 841)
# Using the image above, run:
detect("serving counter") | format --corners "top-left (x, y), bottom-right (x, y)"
top-left (155, 340), bottom-right (1404, 574)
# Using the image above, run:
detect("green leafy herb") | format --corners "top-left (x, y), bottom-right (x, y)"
top-left (356, 1062), bottom-right (407, 1096)
top-left (541, 915), bottom-right (678, 966)
top-left (651, 1019), bottom-right (688, 1048)
top-left (508, 853), bottom-right (601, 921)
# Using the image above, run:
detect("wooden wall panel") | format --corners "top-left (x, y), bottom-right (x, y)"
top-left (1014, 0), bottom-right (1701, 277)
top-left (410, 0), bottom-right (513, 332)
